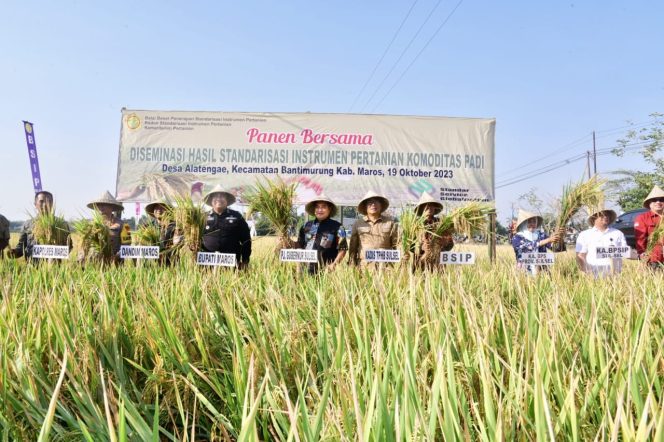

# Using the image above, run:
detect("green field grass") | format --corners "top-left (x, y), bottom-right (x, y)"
top-left (1, 240), bottom-right (662, 440)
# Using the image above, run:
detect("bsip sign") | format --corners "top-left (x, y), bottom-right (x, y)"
top-left (22, 121), bottom-right (43, 192)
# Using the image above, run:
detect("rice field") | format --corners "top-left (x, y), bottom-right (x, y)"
top-left (1, 239), bottom-right (663, 441)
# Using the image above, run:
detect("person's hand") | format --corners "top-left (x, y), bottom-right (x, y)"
top-left (548, 232), bottom-right (561, 244)
top-left (173, 234), bottom-right (183, 245)
top-left (327, 262), bottom-right (337, 271)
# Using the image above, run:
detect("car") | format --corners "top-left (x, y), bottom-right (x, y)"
top-left (610, 208), bottom-right (648, 249)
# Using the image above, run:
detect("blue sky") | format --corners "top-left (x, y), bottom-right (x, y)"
top-left (1, 0), bottom-right (662, 222)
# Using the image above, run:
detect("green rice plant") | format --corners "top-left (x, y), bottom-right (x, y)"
top-left (31, 211), bottom-right (70, 246)
top-left (0, 242), bottom-right (663, 440)
top-left (170, 196), bottom-right (206, 259)
top-left (246, 176), bottom-right (297, 249)
top-left (73, 210), bottom-right (113, 260)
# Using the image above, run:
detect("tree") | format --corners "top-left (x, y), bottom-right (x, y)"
top-left (610, 113), bottom-right (664, 211)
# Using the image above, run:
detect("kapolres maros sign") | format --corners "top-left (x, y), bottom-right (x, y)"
top-left (117, 110), bottom-right (495, 206)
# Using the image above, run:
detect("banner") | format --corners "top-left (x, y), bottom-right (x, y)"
top-left (22, 121), bottom-right (43, 193)
top-left (117, 110), bottom-right (495, 207)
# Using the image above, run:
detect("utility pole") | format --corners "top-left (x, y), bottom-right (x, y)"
top-left (592, 130), bottom-right (597, 175)
top-left (586, 151), bottom-right (592, 179)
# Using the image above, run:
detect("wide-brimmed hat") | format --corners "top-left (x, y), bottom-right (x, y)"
top-left (203, 185), bottom-right (236, 206)
top-left (305, 195), bottom-right (338, 218)
top-left (587, 207), bottom-right (617, 226)
top-left (643, 185), bottom-right (664, 208)
top-left (515, 209), bottom-right (543, 231)
top-left (414, 192), bottom-right (443, 216)
top-left (87, 191), bottom-right (124, 212)
top-left (145, 198), bottom-right (173, 217)
top-left (357, 190), bottom-right (389, 215)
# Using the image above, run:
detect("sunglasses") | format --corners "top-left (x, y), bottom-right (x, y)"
top-left (651, 198), bottom-right (664, 203)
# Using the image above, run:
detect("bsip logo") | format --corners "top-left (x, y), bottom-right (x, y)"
top-left (125, 113), bottom-right (141, 130)
top-left (24, 122), bottom-right (33, 134)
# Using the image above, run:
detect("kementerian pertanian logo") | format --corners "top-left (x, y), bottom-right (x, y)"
top-left (126, 113), bottom-right (141, 130)
top-left (24, 122), bottom-right (33, 134)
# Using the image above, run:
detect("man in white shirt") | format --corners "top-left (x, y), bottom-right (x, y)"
top-left (576, 208), bottom-right (627, 278)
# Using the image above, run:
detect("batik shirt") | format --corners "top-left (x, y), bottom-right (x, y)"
top-left (511, 230), bottom-right (551, 275)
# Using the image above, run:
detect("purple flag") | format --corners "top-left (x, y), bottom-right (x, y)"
top-left (22, 121), bottom-right (43, 192)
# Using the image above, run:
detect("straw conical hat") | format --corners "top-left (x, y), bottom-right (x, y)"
top-left (203, 185), bottom-right (236, 206)
top-left (587, 206), bottom-right (617, 226)
top-left (87, 191), bottom-right (124, 211)
top-left (414, 192), bottom-right (443, 216)
top-left (515, 209), bottom-right (543, 231)
top-left (643, 185), bottom-right (664, 208)
top-left (357, 190), bottom-right (389, 215)
top-left (305, 195), bottom-right (338, 218)
top-left (145, 198), bottom-right (173, 217)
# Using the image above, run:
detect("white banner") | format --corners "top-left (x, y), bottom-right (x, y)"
top-left (595, 246), bottom-right (630, 259)
top-left (120, 245), bottom-right (160, 259)
top-left (32, 245), bottom-right (69, 259)
top-left (440, 251), bottom-right (475, 265)
top-left (196, 252), bottom-right (237, 267)
top-left (521, 252), bottom-right (555, 266)
top-left (280, 249), bottom-right (318, 263)
top-left (364, 249), bottom-right (401, 263)
top-left (117, 110), bottom-right (495, 207)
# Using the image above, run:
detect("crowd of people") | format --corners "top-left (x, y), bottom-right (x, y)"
top-left (1, 185), bottom-right (662, 277)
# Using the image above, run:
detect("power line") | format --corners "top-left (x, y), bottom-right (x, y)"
top-left (495, 142), bottom-right (649, 189)
top-left (497, 119), bottom-right (660, 180)
top-left (348, 0), bottom-right (419, 112)
top-left (359, 0), bottom-right (446, 113)
top-left (370, 0), bottom-right (466, 113)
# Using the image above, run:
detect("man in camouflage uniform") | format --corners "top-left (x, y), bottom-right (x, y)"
top-left (10, 191), bottom-right (54, 260)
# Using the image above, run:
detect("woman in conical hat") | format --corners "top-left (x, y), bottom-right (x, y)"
top-left (511, 208), bottom-right (561, 275)
top-left (414, 192), bottom-right (453, 270)
top-left (348, 190), bottom-right (399, 267)
top-left (145, 198), bottom-right (177, 264)
top-left (82, 191), bottom-right (126, 262)
top-left (297, 195), bottom-right (348, 274)
top-left (634, 185), bottom-right (664, 268)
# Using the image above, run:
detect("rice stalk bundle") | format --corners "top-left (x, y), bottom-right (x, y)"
top-left (554, 175), bottom-right (605, 249)
top-left (32, 211), bottom-right (70, 246)
top-left (399, 208), bottom-right (427, 260)
top-left (133, 222), bottom-right (161, 246)
top-left (73, 211), bottom-right (112, 260)
top-left (246, 177), bottom-right (297, 249)
top-left (420, 201), bottom-right (493, 265)
top-left (171, 196), bottom-right (206, 259)
top-left (646, 218), bottom-right (664, 257)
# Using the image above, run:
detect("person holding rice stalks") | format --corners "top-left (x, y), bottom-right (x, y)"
top-left (575, 207), bottom-right (626, 278)
top-left (634, 185), bottom-right (664, 270)
top-left (0, 213), bottom-right (9, 257)
top-left (11, 190), bottom-right (70, 260)
top-left (348, 191), bottom-right (399, 267)
top-left (413, 192), bottom-right (454, 271)
top-left (202, 185), bottom-right (252, 269)
top-left (144, 198), bottom-right (177, 264)
top-left (77, 191), bottom-right (125, 263)
top-left (297, 195), bottom-right (347, 274)
top-left (511, 209), bottom-right (562, 275)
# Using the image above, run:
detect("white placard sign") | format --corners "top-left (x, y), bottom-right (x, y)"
top-left (280, 249), bottom-right (318, 263)
top-left (440, 251), bottom-right (475, 265)
top-left (32, 245), bottom-right (69, 259)
top-left (520, 252), bottom-right (555, 266)
top-left (595, 246), bottom-right (631, 259)
top-left (364, 249), bottom-right (401, 263)
top-left (120, 246), bottom-right (160, 259)
top-left (197, 252), bottom-right (237, 267)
